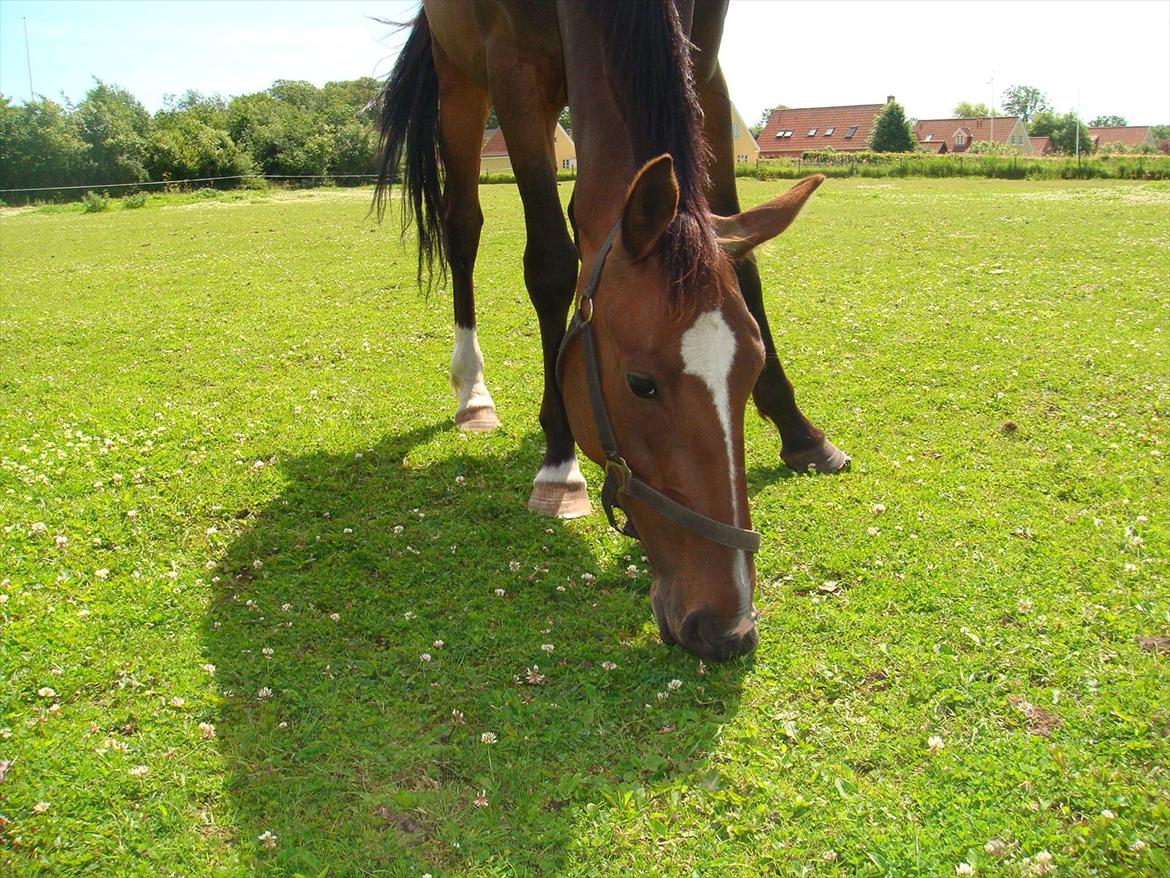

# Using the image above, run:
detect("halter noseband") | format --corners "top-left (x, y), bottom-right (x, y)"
top-left (555, 221), bottom-right (762, 554)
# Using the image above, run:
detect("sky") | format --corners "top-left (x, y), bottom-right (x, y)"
top-left (1, 0), bottom-right (1168, 126)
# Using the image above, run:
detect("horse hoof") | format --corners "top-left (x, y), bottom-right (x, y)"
top-left (455, 406), bottom-right (500, 432)
top-left (781, 438), bottom-right (851, 474)
top-left (528, 482), bottom-right (591, 519)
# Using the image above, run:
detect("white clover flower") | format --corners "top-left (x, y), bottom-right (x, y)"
top-left (480, 731), bottom-right (497, 744)
top-left (403, 611), bottom-right (415, 620)
top-left (261, 647), bottom-right (273, 657)
top-left (258, 830), bottom-right (277, 849)
top-left (872, 503), bottom-right (886, 514)
top-left (657, 691), bottom-right (668, 701)
top-left (169, 696), bottom-right (185, 707)
top-left (329, 613), bottom-right (340, 622)
top-left (1131, 840), bottom-right (1146, 852)
top-left (202, 663), bottom-right (216, 675)
top-left (281, 603), bottom-right (291, 612)
top-left (495, 588), bottom-right (506, 597)
top-left (526, 666), bottom-right (545, 685)
top-left (541, 643), bottom-right (554, 653)
top-left (1100, 809), bottom-right (1115, 820)
top-left (451, 709), bottom-right (465, 724)
top-left (508, 561), bottom-right (521, 572)
top-left (37, 687), bottom-right (56, 699)
top-left (667, 679), bottom-right (682, 691)
top-left (433, 640), bottom-right (444, 649)
top-left (95, 568), bottom-right (110, 579)
top-left (474, 791), bottom-right (488, 808)
top-left (257, 687), bottom-right (272, 700)
top-left (601, 661), bottom-right (617, 671)
top-left (33, 801), bottom-right (50, 814)
top-left (927, 735), bottom-right (944, 754)
top-left (983, 839), bottom-right (1007, 857)
top-left (129, 765), bottom-right (149, 777)
top-left (420, 653), bottom-right (432, 663)
top-left (54, 535), bottom-right (68, 548)
top-left (956, 865), bottom-right (974, 877)
top-left (199, 722), bottom-right (216, 739)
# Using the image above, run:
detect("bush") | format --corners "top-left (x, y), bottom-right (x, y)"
top-left (82, 191), bottom-right (110, 213)
top-left (241, 174), bottom-right (268, 191)
top-left (123, 191), bottom-right (147, 209)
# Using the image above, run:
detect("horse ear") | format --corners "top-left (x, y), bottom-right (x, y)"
top-left (621, 154), bottom-right (679, 262)
top-left (714, 174), bottom-right (825, 260)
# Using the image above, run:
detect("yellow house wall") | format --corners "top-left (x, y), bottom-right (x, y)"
top-left (730, 103), bottom-right (760, 163)
top-left (483, 123), bottom-right (576, 174)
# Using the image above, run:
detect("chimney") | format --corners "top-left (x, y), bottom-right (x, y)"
top-left (886, 95), bottom-right (895, 103)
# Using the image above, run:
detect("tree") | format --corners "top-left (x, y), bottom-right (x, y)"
top-left (953, 101), bottom-right (991, 118)
top-left (1000, 85), bottom-right (1050, 123)
top-left (868, 100), bottom-right (915, 152)
top-left (74, 80), bottom-right (151, 183)
top-left (1089, 114), bottom-right (1127, 128)
top-left (0, 95), bottom-right (89, 191)
top-left (1029, 110), bottom-right (1091, 155)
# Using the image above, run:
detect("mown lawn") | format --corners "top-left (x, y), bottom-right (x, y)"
top-left (1, 179), bottom-right (1167, 877)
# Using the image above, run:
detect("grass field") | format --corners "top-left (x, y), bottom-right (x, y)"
top-left (1, 178), bottom-right (1167, 877)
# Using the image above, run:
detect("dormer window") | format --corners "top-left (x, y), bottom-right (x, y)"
top-left (955, 131), bottom-right (967, 146)
top-left (824, 127), bottom-right (835, 136)
top-left (807, 128), bottom-right (817, 136)
top-left (844, 126), bottom-right (858, 139)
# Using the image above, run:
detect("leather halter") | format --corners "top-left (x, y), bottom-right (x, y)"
top-left (555, 221), bottom-right (762, 554)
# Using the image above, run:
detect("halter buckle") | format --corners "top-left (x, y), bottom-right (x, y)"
top-left (580, 297), bottom-right (594, 322)
top-left (605, 456), bottom-right (631, 491)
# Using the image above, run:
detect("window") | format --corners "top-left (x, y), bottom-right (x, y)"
top-left (775, 129), bottom-right (794, 138)
top-left (924, 133), bottom-right (934, 142)
top-left (955, 131), bottom-right (966, 146)
top-left (844, 126), bottom-right (858, 139)
top-left (732, 122), bottom-right (740, 138)
top-left (807, 128), bottom-right (818, 136)
top-left (824, 127), bottom-right (835, 136)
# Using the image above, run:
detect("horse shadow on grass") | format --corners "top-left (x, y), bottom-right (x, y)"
top-left (204, 422), bottom-right (748, 876)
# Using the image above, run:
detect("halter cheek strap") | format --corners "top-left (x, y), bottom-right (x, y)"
top-left (555, 221), bottom-right (762, 555)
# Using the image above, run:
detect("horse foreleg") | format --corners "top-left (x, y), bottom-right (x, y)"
top-left (696, 64), bottom-right (849, 473)
top-left (491, 65), bottom-right (589, 517)
top-left (434, 43), bottom-right (499, 432)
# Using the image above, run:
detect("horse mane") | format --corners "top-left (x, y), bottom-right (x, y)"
top-left (604, 0), bottom-right (725, 314)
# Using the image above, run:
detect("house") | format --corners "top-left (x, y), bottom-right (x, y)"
top-left (1088, 126), bottom-right (1155, 151)
top-left (1029, 136), bottom-right (1053, 156)
top-left (481, 123), bottom-right (576, 173)
top-left (913, 116), bottom-right (1034, 154)
top-left (729, 102), bottom-right (759, 164)
top-left (758, 102), bottom-right (886, 158)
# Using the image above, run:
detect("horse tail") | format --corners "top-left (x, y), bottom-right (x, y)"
top-left (374, 10), bottom-right (445, 288)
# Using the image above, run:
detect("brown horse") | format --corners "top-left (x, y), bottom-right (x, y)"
top-left (375, 0), bottom-right (843, 660)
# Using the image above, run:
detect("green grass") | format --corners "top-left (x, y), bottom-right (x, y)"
top-left (1, 178), bottom-right (1167, 877)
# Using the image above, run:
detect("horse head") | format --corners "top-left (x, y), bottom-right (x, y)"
top-left (560, 156), bottom-right (824, 660)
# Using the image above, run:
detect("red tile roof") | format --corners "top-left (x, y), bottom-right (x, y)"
top-left (482, 128), bottom-right (508, 157)
top-left (758, 104), bottom-right (884, 157)
top-left (1029, 136), bottom-right (1052, 155)
top-left (913, 117), bottom-right (1023, 149)
top-left (1088, 126), bottom-right (1153, 148)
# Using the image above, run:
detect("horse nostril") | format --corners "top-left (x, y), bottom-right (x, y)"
top-left (679, 609), bottom-right (758, 660)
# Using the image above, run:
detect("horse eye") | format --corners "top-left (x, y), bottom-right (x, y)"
top-left (626, 373), bottom-right (659, 400)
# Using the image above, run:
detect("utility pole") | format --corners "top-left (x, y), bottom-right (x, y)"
top-left (1074, 89), bottom-right (1081, 162)
top-left (24, 17), bottom-right (35, 100)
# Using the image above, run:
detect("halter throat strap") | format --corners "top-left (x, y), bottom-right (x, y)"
top-left (555, 221), bottom-right (762, 555)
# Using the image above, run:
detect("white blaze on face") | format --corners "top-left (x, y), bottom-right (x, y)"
top-left (450, 326), bottom-right (495, 414)
top-left (679, 308), bottom-right (752, 617)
